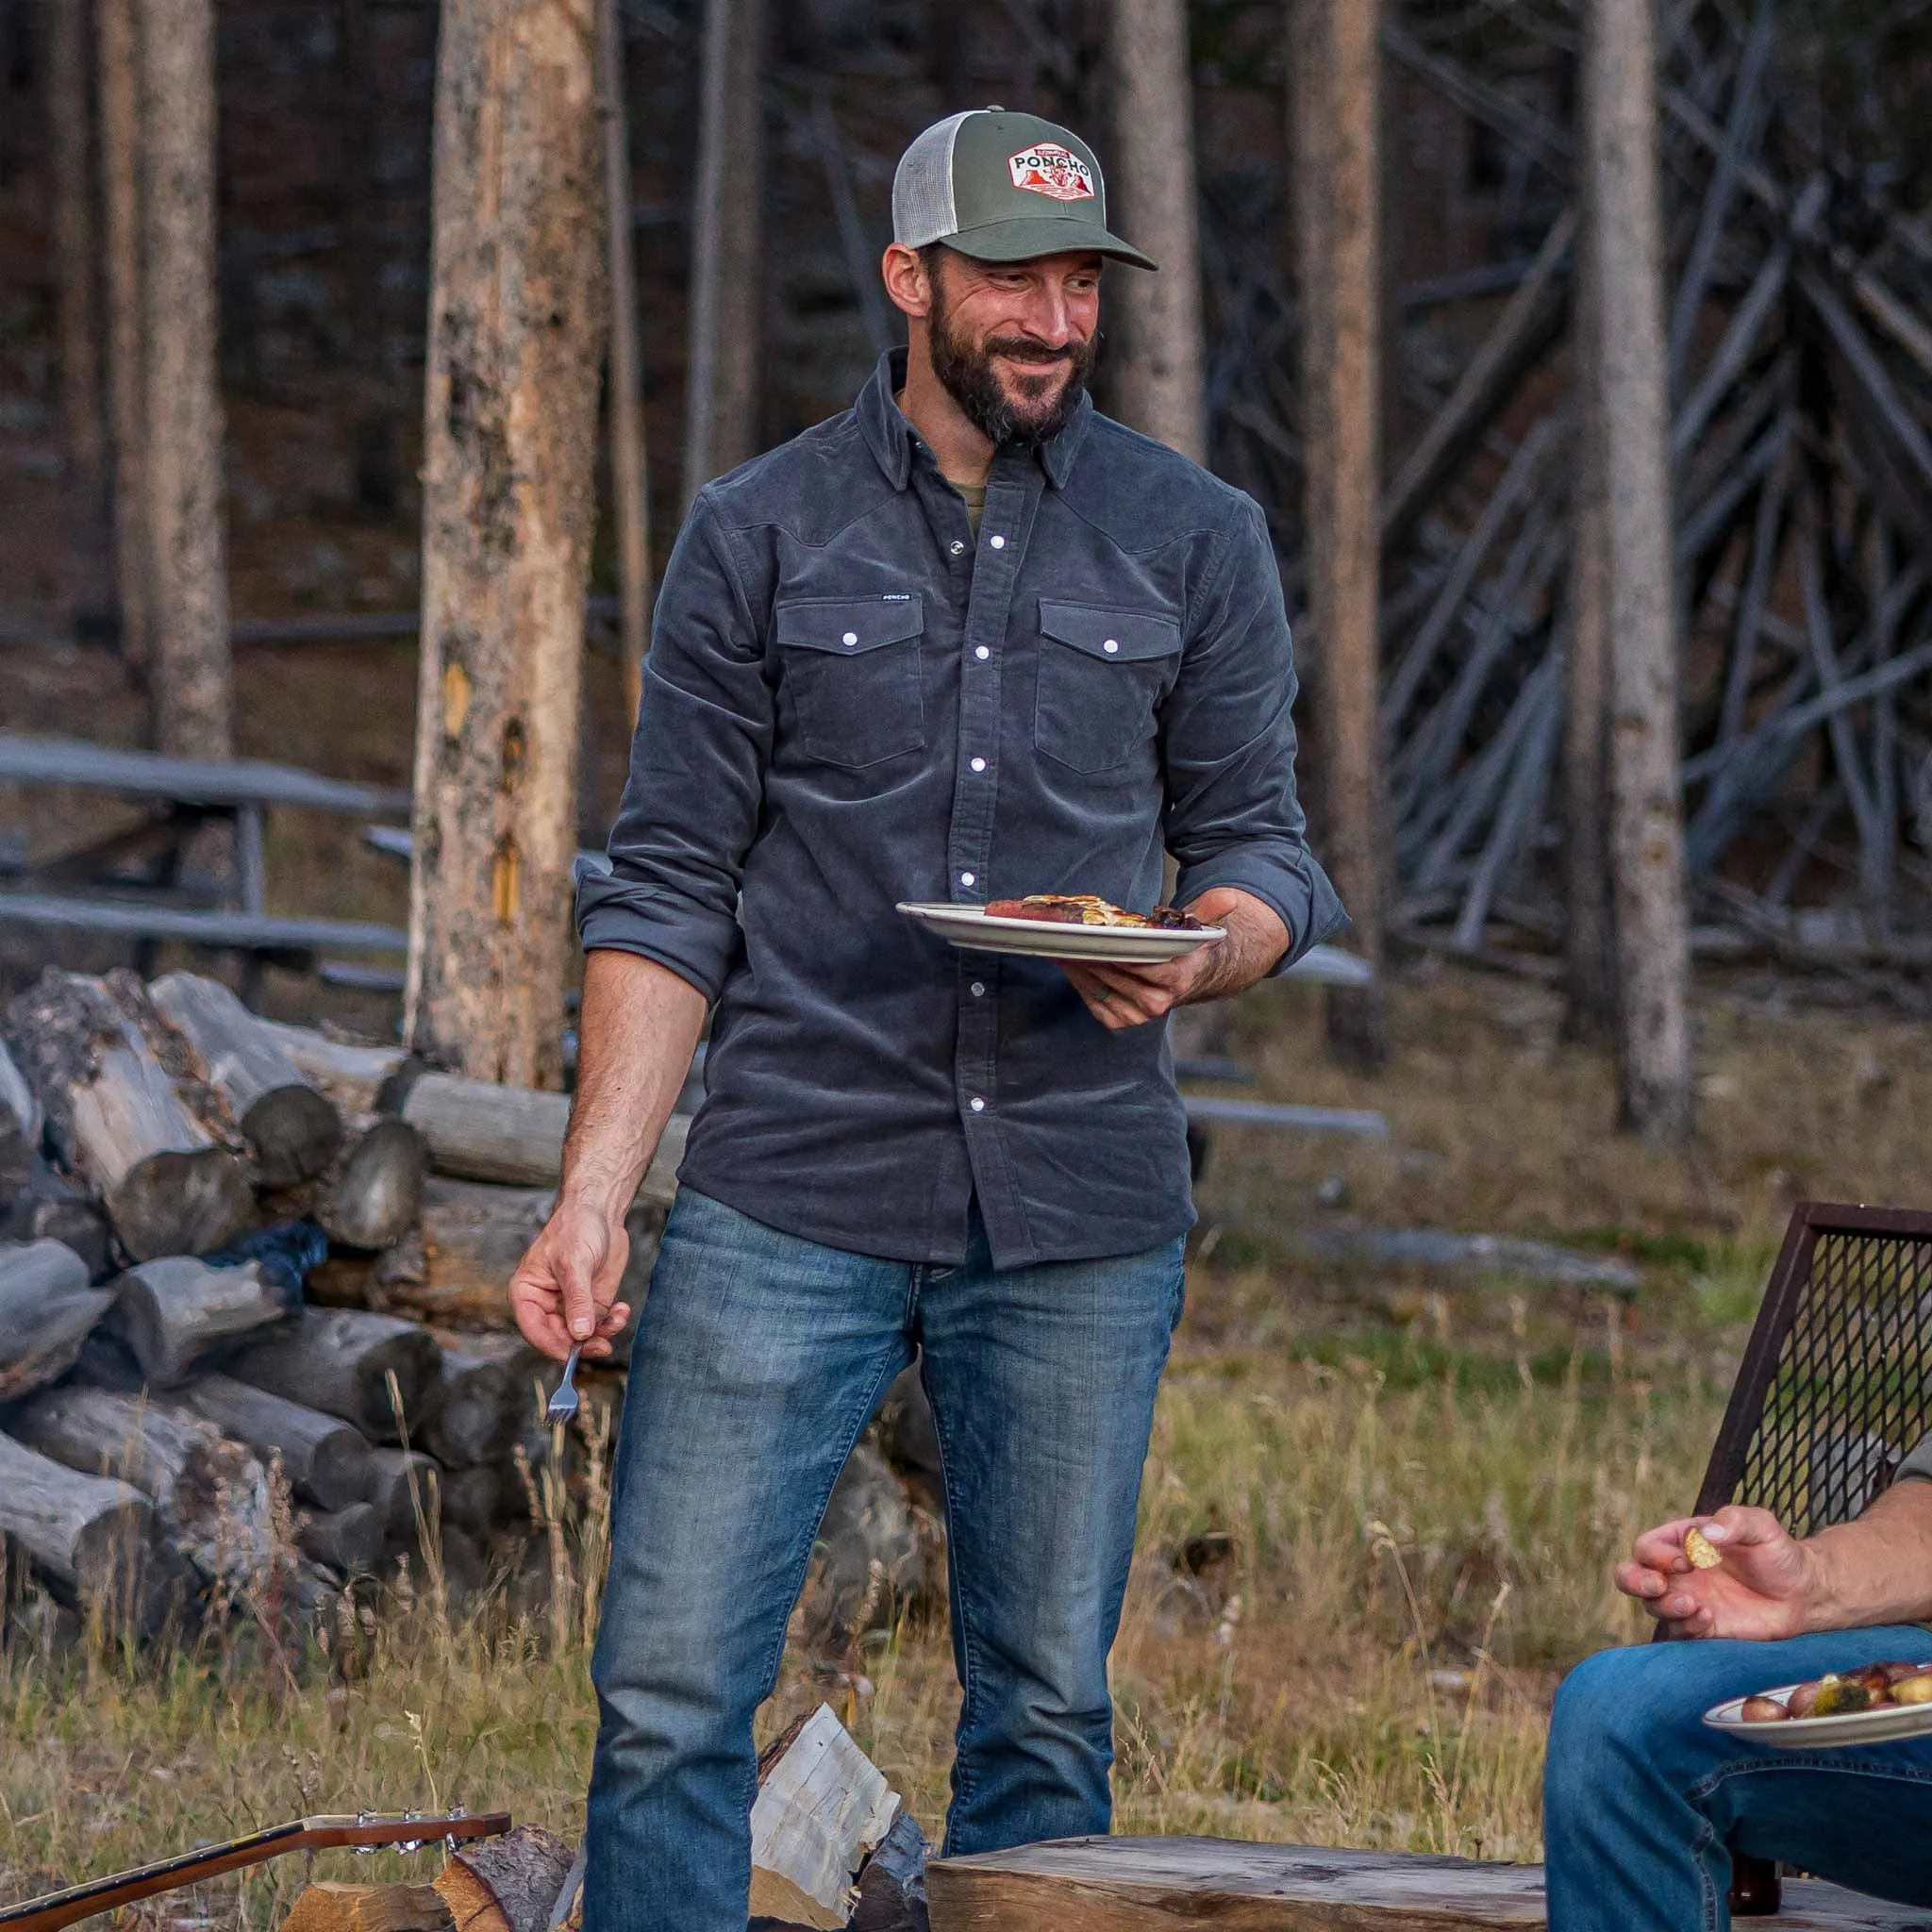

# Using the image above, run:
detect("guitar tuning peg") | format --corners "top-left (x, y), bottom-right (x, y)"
top-left (444, 1805), bottom-right (466, 1857)
top-left (355, 1809), bottom-right (376, 1855)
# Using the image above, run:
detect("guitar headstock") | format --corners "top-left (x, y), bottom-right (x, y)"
top-left (299, 1812), bottom-right (512, 1853)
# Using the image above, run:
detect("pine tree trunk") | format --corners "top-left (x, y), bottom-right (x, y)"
top-left (1291, 0), bottom-right (1389, 1067)
top-left (47, 0), bottom-right (113, 635)
top-left (1581, 0), bottom-right (1692, 1144)
top-left (681, 0), bottom-right (765, 505)
top-left (139, 0), bottom-right (231, 760)
top-left (598, 0), bottom-right (652, 742)
top-left (97, 0), bottom-right (151, 676)
top-left (1103, 0), bottom-right (1205, 464)
top-left (408, 0), bottom-right (608, 1088)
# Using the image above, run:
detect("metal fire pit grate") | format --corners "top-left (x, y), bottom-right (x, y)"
top-left (1696, 1204), bottom-right (1932, 1538)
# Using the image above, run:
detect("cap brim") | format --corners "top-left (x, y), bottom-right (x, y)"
top-left (943, 214), bottom-right (1158, 272)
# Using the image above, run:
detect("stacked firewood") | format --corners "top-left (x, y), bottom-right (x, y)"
top-left (0, 968), bottom-right (941, 1643)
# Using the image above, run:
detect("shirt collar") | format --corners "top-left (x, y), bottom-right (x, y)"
top-left (858, 349), bottom-right (1092, 493)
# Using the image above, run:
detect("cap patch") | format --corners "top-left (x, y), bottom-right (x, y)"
top-left (1008, 142), bottom-right (1094, 203)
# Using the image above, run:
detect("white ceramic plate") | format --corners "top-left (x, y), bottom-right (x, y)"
top-left (1705, 1673), bottom-right (1932, 1748)
top-left (896, 901), bottom-right (1226, 964)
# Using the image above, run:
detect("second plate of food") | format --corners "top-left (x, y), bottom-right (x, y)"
top-left (1705, 1661), bottom-right (1932, 1747)
top-left (897, 901), bottom-right (1225, 964)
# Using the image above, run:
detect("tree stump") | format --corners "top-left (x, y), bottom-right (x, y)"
top-left (108, 1255), bottom-right (294, 1386)
top-left (178, 1371), bottom-right (376, 1509)
top-left (434, 1826), bottom-right (575, 1932)
top-left (4, 970), bottom-right (251, 1260)
top-left (228, 1307), bottom-right (440, 1442)
top-left (150, 972), bottom-right (342, 1185)
top-left (281, 1882), bottom-right (455, 1932)
top-left (0, 1239), bottom-right (114, 1401)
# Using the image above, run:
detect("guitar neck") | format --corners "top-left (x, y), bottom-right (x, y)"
top-left (0, 1813), bottom-right (510, 1932)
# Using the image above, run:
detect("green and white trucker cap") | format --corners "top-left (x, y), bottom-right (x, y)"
top-left (892, 108), bottom-right (1158, 271)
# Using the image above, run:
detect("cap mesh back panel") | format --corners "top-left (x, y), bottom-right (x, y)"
top-left (893, 113), bottom-right (970, 247)
top-left (1724, 1228), bottom-right (1932, 1537)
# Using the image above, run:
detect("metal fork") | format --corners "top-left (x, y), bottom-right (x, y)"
top-left (546, 1343), bottom-right (584, 1425)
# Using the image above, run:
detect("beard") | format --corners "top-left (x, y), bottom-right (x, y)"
top-left (927, 275), bottom-right (1097, 447)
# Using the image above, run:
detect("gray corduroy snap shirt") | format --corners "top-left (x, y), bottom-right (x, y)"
top-left (577, 350), bottom-right (1345, 1269)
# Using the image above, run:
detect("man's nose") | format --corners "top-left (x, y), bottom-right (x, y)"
top-left (1015, 288), bottom-right (1077, 348)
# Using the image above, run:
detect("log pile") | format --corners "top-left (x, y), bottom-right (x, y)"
top-left (0, 968), bottom-right (944, 1650)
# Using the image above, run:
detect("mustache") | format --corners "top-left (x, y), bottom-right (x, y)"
top-left (983, 337), bottom-right (1079, 365)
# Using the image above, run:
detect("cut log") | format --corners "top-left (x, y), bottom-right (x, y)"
top-left (3, 1154), bottom-right (111, 1279)
top-left (440, 1463), bottom-right (503, 1537)
top-left (178, 1372), bottom-right (376, 1509)
top-left (8, 1384), bottom-right (278, 1587)
top-left (388, 1179), bottom-right (552, 1324)
top-left (422, 1336), bottom-right (537, 1469)
top-left (370, 1446), bottom-right (442, 1543)
top-left (434, 1826), bottom-right (576, 1932)
top-left (257, 1022), bottom-right (409, 1117)
top-left (799, 1441), bottom-right (924, 1654)
top-left (150, 972), bottom-right (342, 1185)
top-left (0, 1239), bottom-right (114, 1401)
top-left (316, 1119), bottom-right (428, 1252)
top-left (750, 1705), bottom-right (900, 1929)
top-left (0, 1036), bottom-right (39, 1194)
top-left (108, 1255), bottom-right (295, 1387)
top-left (281, 1882), bottom-right (456, 1932)
top-left (296, 1501), bottom-right (389, 1576)
top-left (0, 1429), bottom-right (154, 1609)
top-left (227, 1307), bottom-right (440, 1442)
top-left (385, 1066), bottom-right (685, 1205)
top-left (4, 969), bottom-right (252, 1260)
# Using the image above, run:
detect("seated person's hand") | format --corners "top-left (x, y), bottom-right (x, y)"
top-left (1617, 1506), bottom-right (1813, 1641)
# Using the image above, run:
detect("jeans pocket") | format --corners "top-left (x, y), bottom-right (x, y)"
top-left (1033, 600), bottom-right (1180, 775)
top-left (777, 593), bottom-right (926, 769)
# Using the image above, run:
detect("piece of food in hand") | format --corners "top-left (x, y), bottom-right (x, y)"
top-left (1786, 1677), bottom-right (1826, 1717)
top-left (1683, 1525), bottom-right (1724, 1570)
top-left (1810, 1675), bottom-right (1874, 1716)
top-left (1739, 1695), bottom-right (1790, 1723)
top-left (983, 893), bottom-right (1204, 931)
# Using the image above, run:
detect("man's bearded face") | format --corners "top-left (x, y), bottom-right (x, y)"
top-left (926, 258), bottom-right (1099, 447)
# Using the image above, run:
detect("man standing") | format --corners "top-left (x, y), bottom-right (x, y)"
top-left (510, 109), bottom-right (1342, 1930)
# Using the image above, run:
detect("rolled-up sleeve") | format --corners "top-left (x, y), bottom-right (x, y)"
top-left (575, 493), bottom-right (773, 1001)
top-left (1161, 496), bottom-right (1347, 969)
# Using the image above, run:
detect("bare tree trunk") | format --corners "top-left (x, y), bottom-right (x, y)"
top-left (337, 0), bottom-right (395, 515)
top-left (681, 0), bottom-right (765, 505)
top-left (1581, 0), bottom-right (1692, 1144)
top-left (97, 0), bottom-right (150, 678)
top-left (1103, 0), bottom-right (1205, 464)
top-left (47, 0), bottom-right (112, 636)
top-left (139, 0), bottom-right (231, 760)
top-left (408, 0), bottom-right (608, 1089)
top-left (599, 0), bottom-right (652, 740)
top-left (1291, 0), bottom-right (1389, 1068)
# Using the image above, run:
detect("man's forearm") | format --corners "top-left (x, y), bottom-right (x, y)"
top-left (561, 949), bottom-right (709, 1221)
top-left (1799, 1481), bottom-right (1932, 1631)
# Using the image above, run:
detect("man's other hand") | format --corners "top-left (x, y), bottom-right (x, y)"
top-left (509, 1195), bottom-right (633, 1362)
top-left (1059, 886), bottom-right (1290, 1031)
top-left (1616, 1507), bottom-right (1815, 1641)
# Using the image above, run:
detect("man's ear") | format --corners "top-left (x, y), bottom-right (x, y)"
top-left (882, 242), bottom-right (934, 321)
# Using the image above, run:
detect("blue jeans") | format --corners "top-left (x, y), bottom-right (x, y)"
top-left (584, 1187), bottom-right (1187, 1932)
top-left (1545, 1630), bottom-right (1932, 1930)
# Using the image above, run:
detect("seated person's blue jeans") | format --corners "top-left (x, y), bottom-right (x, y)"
top-left (1545, 1629), bottom-right (1932, 1930)
top-left (583, 1186), bottom-right (1187, 1932)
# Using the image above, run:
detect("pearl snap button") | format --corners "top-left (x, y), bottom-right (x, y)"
top-left (960, 871), bottom-right (975, 887)
top-left (970, 757), bottom-right (986, 773)
top-left (950, 540), bottom-right (966, 556)
top-left (974, 645), bottom-right (991, 660)
top-left (842, 630), bottom-right (858, 645)
top-left (971, 981), bottom-right (986, 997)
top-left (1104, 640), bottom-right (1120, 654)
top-left (990, 535), bottom-right (1006, 549)
top-left (970, 1096), bottom-right (987, 1112)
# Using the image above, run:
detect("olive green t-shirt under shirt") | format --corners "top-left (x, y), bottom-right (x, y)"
top-left (957, 481), bottom-right (987, 534)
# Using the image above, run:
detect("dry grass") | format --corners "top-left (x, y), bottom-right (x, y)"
top-left (0, 1272), bottom-right (1730, 1926)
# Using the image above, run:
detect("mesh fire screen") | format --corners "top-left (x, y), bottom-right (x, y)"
top-left (1697, 1205), bottom-right (1932, 1539)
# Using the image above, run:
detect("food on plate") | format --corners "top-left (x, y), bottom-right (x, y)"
top-left (983, 893), bottom-right (1204, 930)
top-left (1740, 1664), bottom-right (1932, 1720)
top-left (1683, 1525), bottom-right (1723, 1570)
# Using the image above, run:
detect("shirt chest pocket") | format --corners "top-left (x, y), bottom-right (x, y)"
top-left (774, 595), bottom-right (926, 770)
top-left (1034, 602), bottom-right (1182, 775)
